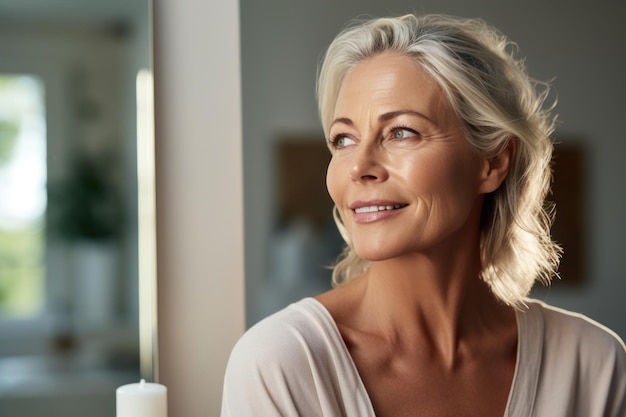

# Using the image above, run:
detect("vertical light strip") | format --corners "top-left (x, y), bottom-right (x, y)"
top-left (136, 69), bottom-right (158, 381)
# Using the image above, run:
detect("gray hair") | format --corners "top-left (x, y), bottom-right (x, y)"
top-left (316, 14), bottom-right (561, 308)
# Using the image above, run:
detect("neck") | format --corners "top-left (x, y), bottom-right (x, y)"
top-left (352, 250), bottom-right (513, 367)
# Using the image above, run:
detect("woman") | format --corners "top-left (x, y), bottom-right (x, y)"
top-left (222, 14), bottom-right (626, 416)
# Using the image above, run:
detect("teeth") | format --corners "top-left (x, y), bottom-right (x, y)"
top-left (354, 204), bottom-right (405, 214)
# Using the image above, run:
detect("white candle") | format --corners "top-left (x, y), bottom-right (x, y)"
top-left (117, 379), bottom-right (167, 417)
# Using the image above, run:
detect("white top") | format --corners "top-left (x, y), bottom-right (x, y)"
top-left (221, 298), bottom-right (626, 416)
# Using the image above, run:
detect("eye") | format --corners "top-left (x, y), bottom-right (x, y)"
top-left (391, 127), bottom-right (418, 140)
top-left (329, 134), bottom-right (356, 149)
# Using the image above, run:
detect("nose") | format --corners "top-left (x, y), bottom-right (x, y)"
top-left (349, 144), bottom-right (388, 183)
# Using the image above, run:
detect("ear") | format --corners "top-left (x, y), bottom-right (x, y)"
top-left (478, 138), bottom-right (516, 194)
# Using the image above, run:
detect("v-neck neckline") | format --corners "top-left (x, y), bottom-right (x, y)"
top-left (300, 297), bottom-right (542, 417)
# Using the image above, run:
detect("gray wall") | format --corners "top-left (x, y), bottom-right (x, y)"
top-left (241, 0), bottom-right (626, 338)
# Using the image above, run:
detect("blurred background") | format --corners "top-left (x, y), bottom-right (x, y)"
top-left (0, 0), bottom-right (150, 416)
top-left (240, 0), bottom-right (626, 342)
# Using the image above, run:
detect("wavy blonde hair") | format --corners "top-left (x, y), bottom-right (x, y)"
top-left (316, 14), bottom-right (561, 308)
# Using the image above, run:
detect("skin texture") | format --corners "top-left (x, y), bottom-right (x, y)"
top-left (317, 53), bottom-right (518, 417)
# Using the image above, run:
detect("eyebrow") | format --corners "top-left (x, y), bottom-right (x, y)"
top-left (330, 110), bottom-right (433, 129)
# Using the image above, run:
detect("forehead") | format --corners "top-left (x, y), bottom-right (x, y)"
top-left (334, 52), bottom-right (447, 118)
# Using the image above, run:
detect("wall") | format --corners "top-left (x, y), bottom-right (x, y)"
top-left (241, 0), bottom-right (626, 338)
top-left (153, 0), bottom-right (245, 416)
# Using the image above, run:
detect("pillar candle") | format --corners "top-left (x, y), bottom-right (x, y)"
top-left (117, 379), bottom-right (167, 417)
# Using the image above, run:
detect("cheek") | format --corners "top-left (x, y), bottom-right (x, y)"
top-left (432, 154), bottom-right (483, 209)
top-left (325, 158), bottom-right (342, 205)
top-left (401, 151), bottom-right (480, 204)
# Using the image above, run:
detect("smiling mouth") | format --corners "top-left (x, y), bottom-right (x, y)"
top-left (354, 204), bottom-right (408, 214)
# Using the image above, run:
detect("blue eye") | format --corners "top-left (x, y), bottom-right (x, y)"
top-left (392, 128), bottom-right (416, 139)
top-left (330, 135), bottom-right (356, 149)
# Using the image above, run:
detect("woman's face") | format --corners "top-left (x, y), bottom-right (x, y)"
top-left (326, 52), bottom-right (492, 262)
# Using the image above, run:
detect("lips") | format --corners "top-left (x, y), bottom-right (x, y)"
top-left (349, 200), bottom-right (408, 223)
top-left (354, 204), bottom-right (407, 214)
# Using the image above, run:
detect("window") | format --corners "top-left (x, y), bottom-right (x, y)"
top-left (0, 74), bottom-right (46, 318)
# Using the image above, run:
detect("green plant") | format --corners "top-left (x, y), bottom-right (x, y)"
top-left (47, 152), bottom-right (125, 241)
